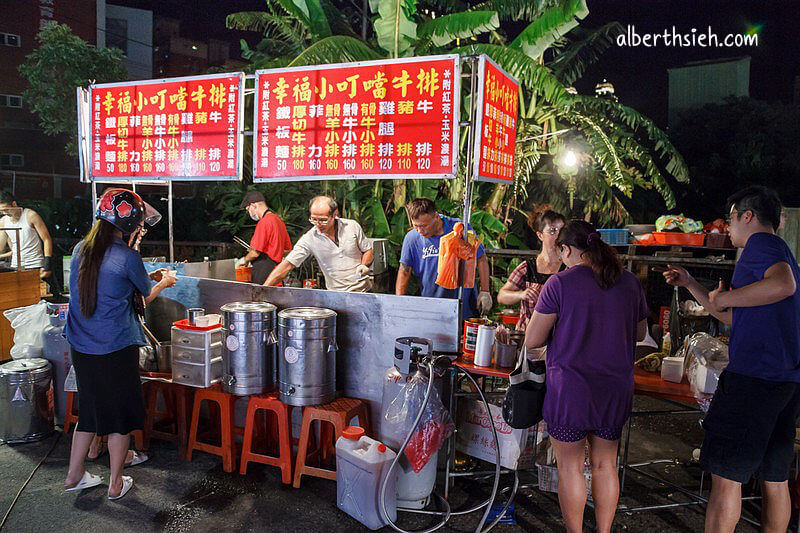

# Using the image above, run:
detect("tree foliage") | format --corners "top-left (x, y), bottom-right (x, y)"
top-left (18, 22), bottom-right (127, 156)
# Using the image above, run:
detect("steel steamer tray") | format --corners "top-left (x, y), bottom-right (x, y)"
top-left (221, 301), bottom-right (277, 396)
top-left (278, 307), bottom-right (337, 406)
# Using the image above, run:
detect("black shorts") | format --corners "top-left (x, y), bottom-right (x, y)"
top-left (71, 344), bottom-right (145, 436)
top-left (700, 370), bottom-right (800, 483)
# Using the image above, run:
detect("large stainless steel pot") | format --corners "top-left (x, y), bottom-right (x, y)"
top-left (0, 358), bottom-right (54, 444)
top-left (278, 307), bottom-right (337, 406)
top-left (221, 301), bottom-right (277, 396)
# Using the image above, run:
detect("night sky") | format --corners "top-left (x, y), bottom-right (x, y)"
top-left (114, 0), bottom-right (799, 128)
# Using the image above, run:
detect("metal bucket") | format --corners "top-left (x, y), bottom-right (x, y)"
top-left (0, 358), bottom-right (54, 444)
top-left (278, 307), bottom-right (337, 406)
top-left (221, 301), bottom-right (277, 396)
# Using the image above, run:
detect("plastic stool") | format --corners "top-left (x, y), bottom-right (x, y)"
top-left (142, 381), bottom-right (179, 450)
top-left (293, 397), bottom-right (370, 488)
top-left (63, 390), bottom-right (144, 448)
top-left (186, 384), bottom-right (239, 473)
top-left (239, 392), bottom-right (293, 484)
top-left (64, 391), bottom-right (79, 433)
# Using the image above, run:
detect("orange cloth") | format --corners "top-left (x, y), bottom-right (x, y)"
top-left (436, 222), bottom-right (480, 290)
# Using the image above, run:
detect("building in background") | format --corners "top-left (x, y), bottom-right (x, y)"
top-left (0, 0), bottom-right (102, 199)
top-left (104, 3), bottom-right (152, 80)
top-left (667, 56), bottom-right (751, 127)
top-left (0, 0), bottom-right (155, 200)
top-left (153, 16), bottom-right (245, 78)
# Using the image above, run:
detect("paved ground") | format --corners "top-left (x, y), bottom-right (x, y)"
top-left (0, 396), bottom-right (773, 532)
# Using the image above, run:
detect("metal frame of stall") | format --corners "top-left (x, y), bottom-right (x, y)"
top-left (75, 56), bottom-right (519, 522)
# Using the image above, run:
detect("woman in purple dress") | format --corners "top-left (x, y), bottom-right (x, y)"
top-left (525, 221), bottom-right (648, 533)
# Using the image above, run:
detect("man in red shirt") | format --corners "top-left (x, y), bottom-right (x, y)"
top-left (238, 191), bottom-right (292, 284)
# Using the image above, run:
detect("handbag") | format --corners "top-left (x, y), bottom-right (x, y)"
top-left (502, 348), bottom-right (546, 429)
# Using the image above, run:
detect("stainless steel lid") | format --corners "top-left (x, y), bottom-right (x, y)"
top-left (220, 301), bottom-right (276, 320)
top-left (0, 358), bottom-right (50, 375)
top-left (278, 307), bottom-right (336, 328)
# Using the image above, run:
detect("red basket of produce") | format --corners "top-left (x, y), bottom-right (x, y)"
top-left (499, 309), bottom-right (519, 326)
top-left (652, 232), bottom-right (705, 246)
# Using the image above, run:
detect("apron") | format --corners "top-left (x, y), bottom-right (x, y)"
top-left (250, 252), bottom-right (278, 285)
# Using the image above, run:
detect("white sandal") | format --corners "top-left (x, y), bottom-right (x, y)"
top-left (108, 476), bottom-right (133, 500)
top-left (64, 471), bottom-right (104, 492)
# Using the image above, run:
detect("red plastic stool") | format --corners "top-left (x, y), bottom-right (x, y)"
top-left (142, 380), bottom-right (179, 451)
top-left (64, 391), bottom-right (79, 433)
top-left (292, 397), bottom-right (370, 488)
top-left (186, 384), bottom-right (239, 473)
top-left (63, 391), bottom-right (144, 448)
top-left (239, 392), bottom-right (293, 484)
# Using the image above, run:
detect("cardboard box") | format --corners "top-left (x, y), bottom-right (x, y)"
top-left (455, 399), bottom-right (546, 470)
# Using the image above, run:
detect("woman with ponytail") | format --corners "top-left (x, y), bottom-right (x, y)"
top-left (63, 189), bottom-right (176, 500)
top-left (525, 220), bottom-right (648, 533)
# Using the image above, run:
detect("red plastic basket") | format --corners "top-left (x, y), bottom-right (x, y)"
top-left (651, 232), bottom-right (705, 246)
top-left (172, 319), bottom-right (222, 331)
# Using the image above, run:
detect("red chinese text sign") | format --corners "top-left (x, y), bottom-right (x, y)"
top-left (253, 55), bottom-right (460, 182)
top-left (88, 73), bottom-right (244, 181)
top-left (472, 55), bottom-right (519, 183)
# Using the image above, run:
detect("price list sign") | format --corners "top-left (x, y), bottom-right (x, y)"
top-left (472, 55), bottom-right (519, 183)
top-left (253, 55), bottom-right (460, 182)
top-left (85, 73), bottom-right (245, 181)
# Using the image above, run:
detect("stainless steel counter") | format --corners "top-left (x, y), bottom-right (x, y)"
top-left (148, 277), bottom-right (459, 432)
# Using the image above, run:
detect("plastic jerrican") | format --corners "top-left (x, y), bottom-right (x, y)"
top-left (336, 431), bottom-right (398, 530)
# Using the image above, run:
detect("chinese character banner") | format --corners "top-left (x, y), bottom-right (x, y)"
top-left (473, 56), bottom-right (519, 184)
top-left (89, 73), bottom-right (244, 180)
top-left (253, 55), bottom-right (460, 182)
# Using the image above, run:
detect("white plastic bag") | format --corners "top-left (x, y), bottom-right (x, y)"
top-left (3, 300), bottom-right (49, 359)
top-left (684, 332), bottom-right (729, 412)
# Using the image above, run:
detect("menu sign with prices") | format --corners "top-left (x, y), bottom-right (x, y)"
top-left (86, 73), bottom-right (245, 181)
top-left (472, 55), bottom-right (519, 184)
top-left (253, 55), bottom-right (460, 182)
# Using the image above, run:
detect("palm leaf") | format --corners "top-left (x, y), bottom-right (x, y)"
top-left (562, 109), bottom-right (626, 191)
top-left (470, 0), bottom-right (558, 22)
top-left (451, 44), bottom-right (575, 108)
top-left (574, 96), bottom-right (690, 184)
top-left (227, 11), bottom-right (308, 55)
top-left (288, 36), bottom-right (383, 66)
top-left (509, 0), bottom-right (589, 59)
top-left (372, 0), bottom-right (418, 57)
top-left (549, 22), bottom-right (624, 85)
top-left (417, 11), bottom-right (499, 47)
top-left (275, 0), bottom-right (332, 38)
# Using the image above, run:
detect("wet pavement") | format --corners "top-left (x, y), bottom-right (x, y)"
top-left (0, 396), bottom-right (769, 532)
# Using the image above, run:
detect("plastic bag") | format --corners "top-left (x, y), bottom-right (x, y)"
top-left (383, 370), bottom-right (455, 473)
top-left (684, 333), bottom-right (729, 412)
top-left (436, 222), bottom-right (480, 290)
top-left (3, 300), bottom-right (49, 359)
top-left (655, 214), bottom-right (703, 233)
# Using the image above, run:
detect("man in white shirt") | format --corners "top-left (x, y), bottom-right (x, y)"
top-left (264, 196), bottom-right (374, 292)
top-left (0, 190), bottom-right (53, 280)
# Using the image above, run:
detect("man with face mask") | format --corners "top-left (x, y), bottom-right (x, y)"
top-left (237, 191), bottom-right (292, 285)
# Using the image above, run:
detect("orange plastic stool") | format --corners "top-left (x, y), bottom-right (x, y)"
top-left (64, 391), bottom-right (79, 433)
top-left (63, 390), bottom-right (144, 448)
top-left (142, 380), bottom-right (179, 451)
top-left (239, 392), bottom-right (293, 484)
top-left (186, 384), bottom-right (239, 473)
top-left (292, 397), bottom-right (371, 488)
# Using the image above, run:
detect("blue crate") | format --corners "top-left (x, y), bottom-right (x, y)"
top-left (597, 229), bottom-right (630, 245)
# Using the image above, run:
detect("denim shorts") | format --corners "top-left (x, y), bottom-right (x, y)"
top-left (700, 370), bottom-right (800, 483)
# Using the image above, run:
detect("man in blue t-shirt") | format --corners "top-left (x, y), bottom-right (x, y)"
top-left (396, 197), bottom-right (491, 319)
top-left (664, 186), bottom-right (800, 533)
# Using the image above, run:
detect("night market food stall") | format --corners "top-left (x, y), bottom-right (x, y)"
top-left (0, 52), bottom-right (744, 530)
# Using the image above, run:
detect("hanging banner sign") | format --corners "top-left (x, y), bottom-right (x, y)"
top-left (82, 73), bottom-right (245, 181)
top-left (253, 55), bottom-right (460, 182)
top-left (472, 55), bottom-right (519, 184)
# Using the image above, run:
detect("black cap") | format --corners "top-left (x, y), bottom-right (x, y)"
top-left (240, 190), bottom-right (265, 209)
